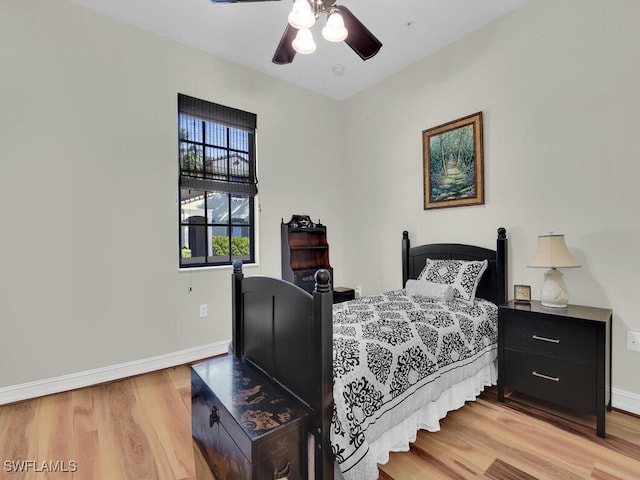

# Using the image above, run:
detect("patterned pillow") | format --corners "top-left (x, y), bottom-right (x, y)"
top-left (417, 259), bottom-right (488, 304)
top-left (405, 279), bottom-right (454, 301)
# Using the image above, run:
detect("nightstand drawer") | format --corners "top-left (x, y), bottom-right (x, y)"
top-left (503, 314), bottom-right (596, 367)
top-left (504, 350), bottom-right (596, 412)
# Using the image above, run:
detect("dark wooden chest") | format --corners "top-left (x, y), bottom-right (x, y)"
top-left (191, 355), bottom-right (309, 480)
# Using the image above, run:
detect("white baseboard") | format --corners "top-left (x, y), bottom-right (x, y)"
top-left (0, 340), bottom-right (230, 406)
top-left (612, 388), bottom-right (640, 416)
top-left (4, 347), bottom-right (640, 418)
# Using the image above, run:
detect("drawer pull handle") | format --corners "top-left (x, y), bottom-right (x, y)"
top-left (532, 371), bottom-right (560, 382)
top-left (532, 335), bottom-right (560, 344)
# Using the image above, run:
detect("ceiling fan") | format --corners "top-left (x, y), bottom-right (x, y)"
top-left (209, 0), bottom-right (382, 65)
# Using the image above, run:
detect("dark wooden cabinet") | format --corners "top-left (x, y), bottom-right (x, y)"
top-left (281, 215), bottom-right (333, 293)
top-left (191, 355), bottom-right (309, 480)
top-left (498, 300), bottom-right (612, 437)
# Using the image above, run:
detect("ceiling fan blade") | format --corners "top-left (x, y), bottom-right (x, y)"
top-left (335, 5), bottom-right (382, 60)
top-left (272, 23), bottom-right (298, 65)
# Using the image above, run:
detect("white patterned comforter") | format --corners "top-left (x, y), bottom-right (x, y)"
top-left (331, 290), bottom-right (498, 479)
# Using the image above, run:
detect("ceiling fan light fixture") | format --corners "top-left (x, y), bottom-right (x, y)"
top-left (292, 28), bottom-right (316, 54)
top-left (288, 0), bottom-right (316, 30)
top-left (322, 11), bottom-right (348, 42)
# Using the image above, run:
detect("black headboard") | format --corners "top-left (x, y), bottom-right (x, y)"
top-left (401, 227), bottom-right (507, 305)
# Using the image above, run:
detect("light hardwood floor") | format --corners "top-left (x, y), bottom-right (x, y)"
top-left (0, 364), bottom-right (639, 480)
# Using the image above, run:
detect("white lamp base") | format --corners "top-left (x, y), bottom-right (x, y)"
top-left (540, 268), bottom-right (569, 308)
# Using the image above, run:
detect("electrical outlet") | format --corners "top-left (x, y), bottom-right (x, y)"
top-left (199, 304), bottom-right (208, 318)
top-left (355, 286), bottom-right (362, 298)
top-left (627, 331), bottom-right (640, 352)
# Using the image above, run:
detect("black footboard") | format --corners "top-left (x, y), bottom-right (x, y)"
top-left (231, 261), bottom-right (334, 480)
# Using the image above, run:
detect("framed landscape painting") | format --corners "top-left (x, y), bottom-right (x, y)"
top-left (422, 112), bottom-right (484, 210)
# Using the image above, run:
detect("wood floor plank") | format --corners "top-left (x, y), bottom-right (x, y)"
top-left (432, 403), bottom-right (589, 480)
top-left (2, 365), bottom-right (640, 480)
top-left (71, 387), bottom-right (100, 480)
top-left (607, 409), bottom-right (640, 438)
top-left (410, 434), bottom-right (488, 478)
top-left (381, 443), bottom-right (484, 480)
top-left (483, 395), bottom-right (640, 477)
top-left (489, 411), bottom-right (599, 478)
top-left (33, 391), bottom-right (75, 480)
top-left (411, 415), bottom-right (495, 472)
top-left (591, 460), bottom-right (640, 480)
top-left (104, 379), bottom-right (159, 480)
top-left (131, 370), bottom-right (195, 480)
top-left (377, 469), bottom-right (394, 480)
top-left (166, 366), bottom-right (192, 413)
top-left (0, 399), bottom-right (37, 480)
top-left (484, 458), bottom-right (538, 480)
top-left (481, 409), bottom-right (597, 475)
top-left (89, 384), bottom-right (128, 480)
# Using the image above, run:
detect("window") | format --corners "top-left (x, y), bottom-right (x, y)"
top-left (178, 94), bottom-right (257, 268)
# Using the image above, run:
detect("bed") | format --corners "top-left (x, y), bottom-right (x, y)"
top-left (230, 228), bottom-right (507, 480)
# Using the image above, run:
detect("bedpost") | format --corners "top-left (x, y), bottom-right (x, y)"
top-left (402, 230), bottom-right (410, 287)
top-left (496, 227), bottom-right (508, 305)
top-left (231, 259), bottom-right (244, 358)
top-left (312, 269), bottom-right (334, 480)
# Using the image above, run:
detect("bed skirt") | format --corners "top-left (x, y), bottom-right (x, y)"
top-left (334, 358), bottom-right (498, 480)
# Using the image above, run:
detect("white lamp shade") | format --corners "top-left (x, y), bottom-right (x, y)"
top-left (292, 28), bottom-right (316, 54)
top-left (528, 233), bottom-right (580, 308)
top-left (288, 0), bottom-right (316, 30)
top-left (322, 12), bottom-right (348, 42)
top-left (528, 234), bottom-right (580, 268)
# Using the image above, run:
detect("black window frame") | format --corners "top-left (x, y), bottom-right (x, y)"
top-left (178, 94), bottom-right (257, 268)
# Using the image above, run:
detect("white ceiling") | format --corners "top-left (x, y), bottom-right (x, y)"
top-left (67, 0), bottom-right (527, 101)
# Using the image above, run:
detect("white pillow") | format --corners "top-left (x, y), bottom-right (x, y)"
top-left (417, 258), bottom-right (488, 304)
top-left (405, 279), bottom-right (454, 301)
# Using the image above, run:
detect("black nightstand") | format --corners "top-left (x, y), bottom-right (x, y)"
top-left (498, 300), bottom-right (612, 438)
top-left (333, 287), bottom-right (355, 304)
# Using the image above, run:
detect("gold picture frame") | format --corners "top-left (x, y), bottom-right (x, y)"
top-left (422, 112), bottom-right (484, 210)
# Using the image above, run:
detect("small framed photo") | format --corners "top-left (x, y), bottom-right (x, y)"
top-left (514, 284), bottom-right (531, 304)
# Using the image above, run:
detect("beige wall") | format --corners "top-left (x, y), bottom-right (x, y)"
top-left (340, 0), bottom-right (640, 397)
top-left (1, 0), bottom-right (639, 404)
top-left (0, 0), bottom-right (347, 387)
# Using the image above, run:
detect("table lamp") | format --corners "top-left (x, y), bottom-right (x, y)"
top-left (528, 233), bottom-right (580, 308)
